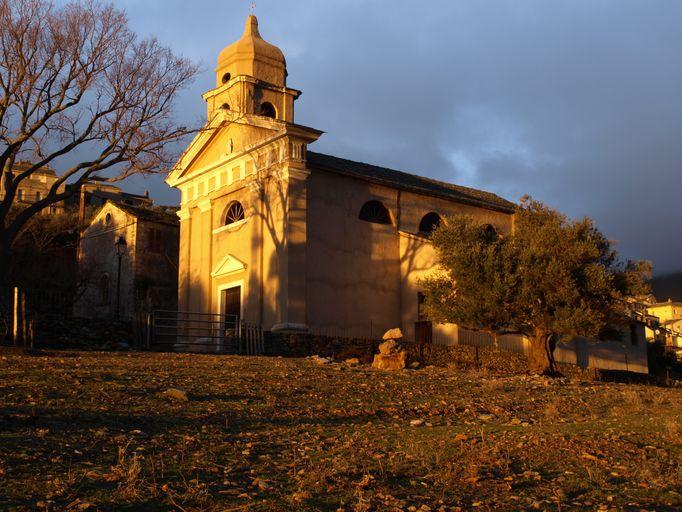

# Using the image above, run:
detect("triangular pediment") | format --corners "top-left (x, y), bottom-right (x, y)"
top-left (166, 112), bottom-right (284, 187)
top-left (211, 254), bottom-right (247, 277)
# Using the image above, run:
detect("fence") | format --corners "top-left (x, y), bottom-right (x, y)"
top-left (455, 328), bottom-right (530, 355)
top-left (148, 310), bottom-right (264, 355)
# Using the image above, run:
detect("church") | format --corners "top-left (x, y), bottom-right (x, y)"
top-left (166, 15), bottom-right (516, 344)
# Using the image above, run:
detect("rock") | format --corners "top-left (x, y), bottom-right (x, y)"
top-left (378, 339), bottom-right (400, 355)
top-left (410, 419), bottom-right (424, 427)
top-left (478, 414), bottom-right (494, 422)
top-left (409, 361), bottom-right (421, 369)
top-left (308, 355), bottom-right (332, 365)
top-left (344, 357), bottom-right (360, 366)
top-left (382, 328), bottom-right (403, 340)
top-left (163, 388), bottom-right (188, 402)
top-left (372, 351), bottom-right (407, 370)
top-left (454, 433), bottom-right (468, 442)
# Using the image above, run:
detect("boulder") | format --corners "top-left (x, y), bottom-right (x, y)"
top-left (378, 339), bottom-right (400, 355)
top-left (372, 350), bottom-right (407, 370)
top-left (382, 328), bottom-right (403, 341)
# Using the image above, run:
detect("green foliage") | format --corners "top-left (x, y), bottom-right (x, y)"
top-left (421, 197), bottom-right (651, 371)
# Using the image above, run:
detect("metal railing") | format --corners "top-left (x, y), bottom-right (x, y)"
top-left (148, 310), bottom-right (264, 355)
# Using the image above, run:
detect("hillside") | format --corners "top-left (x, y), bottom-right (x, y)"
top-left (0, 351), bottom-right (680, 511)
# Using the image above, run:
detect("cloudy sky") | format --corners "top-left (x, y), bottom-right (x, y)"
top-left (114, 0), bottom-right (682, 275)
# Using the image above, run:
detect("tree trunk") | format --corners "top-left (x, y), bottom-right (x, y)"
top-left (528, 333), bottom-right (559, 374)
top-left (528, 334), bottom-right (551, 374)
top-left (0, 239), bottom-right (11, 341)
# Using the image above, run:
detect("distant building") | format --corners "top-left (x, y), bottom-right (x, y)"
top-left (0, 161), bottom-right (65, 214)
top-left (65, 179), bottom-right (154, 224)
top-left (74, 201), bottom-right (179, 321)
top-left (645, 300), bottom-right (682, 356)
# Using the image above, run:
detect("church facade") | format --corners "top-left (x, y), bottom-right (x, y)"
top-left (166, 15), bottom-right (516, 343)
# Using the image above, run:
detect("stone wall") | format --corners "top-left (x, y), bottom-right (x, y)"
top-left (266, 331), bottom-right (532, 375)
top-left (265, 331), bottom-right (611, 379)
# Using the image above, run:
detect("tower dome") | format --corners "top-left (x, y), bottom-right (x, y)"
top-left (216, 15), bottom-right (287, 88)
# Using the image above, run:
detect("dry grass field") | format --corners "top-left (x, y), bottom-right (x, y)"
top-left (0, 350), bottom-right (680, 511)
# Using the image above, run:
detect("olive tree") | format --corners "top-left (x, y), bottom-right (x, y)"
top-left (421, 197), bottom-right (651, 373)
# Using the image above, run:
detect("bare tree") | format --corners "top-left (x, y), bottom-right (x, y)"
top-left (0, 0), bottom-right (197, 303)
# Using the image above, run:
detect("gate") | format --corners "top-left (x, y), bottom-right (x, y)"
top-left (415, 320), bottom-right (433, 361)
top-left (148, 310), bottom-right (264, 355)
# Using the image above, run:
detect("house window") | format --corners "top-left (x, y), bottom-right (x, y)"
top-left (482, 224), bottom-right (498, 241)
top-left (35, 191), bottom-right (42, 201)
top-left (630, 323), bottom-right (639, 346)
top-left (259, 102), bottom-right (276, 118)
top-left (17, 189), bottom-right (24, 201)
top-left (224, 201), bottom-right (245, 225)
top-left (148, 228), bottom-right (163, 254)
top-left (419, 212), bottom-right (442, 236)
top-left (359, 200), bottom-right (391, 225)
top-left (99, 274), bottom-right (110, 305)
top-left (417, 292), bottom-right (427, 320)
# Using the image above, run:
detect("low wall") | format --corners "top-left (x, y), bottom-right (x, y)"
top-left (266, 331), bottom-right (530, 375)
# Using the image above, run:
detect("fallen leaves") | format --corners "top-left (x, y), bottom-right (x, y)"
top-left (0, 349), bottom-right (679, 511)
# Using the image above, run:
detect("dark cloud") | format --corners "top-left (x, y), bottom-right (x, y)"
top-left (112, 0), bottom-right (682, 274)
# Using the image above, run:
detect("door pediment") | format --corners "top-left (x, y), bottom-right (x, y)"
top-left (211, 254), bottom-right (247, 277)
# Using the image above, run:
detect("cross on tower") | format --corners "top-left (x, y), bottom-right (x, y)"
top-left (250, 1), bottom-right (256, 15)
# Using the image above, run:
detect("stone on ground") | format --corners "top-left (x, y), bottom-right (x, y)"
top-left (382, 327), bottom-right (403, 340)
top-left (308, 355), bottom-right (332, 365)
top-left (163, 388), bottom-right (189, 402)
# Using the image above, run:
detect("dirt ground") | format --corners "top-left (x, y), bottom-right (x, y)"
top-left (0, 350), bottom-right (680, 511)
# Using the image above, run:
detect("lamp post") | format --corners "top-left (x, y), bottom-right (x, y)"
top-left (114, 236), bottom-right (127, 320)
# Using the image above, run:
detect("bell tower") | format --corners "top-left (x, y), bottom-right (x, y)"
top-left (203, 15), bottom-right (300, 123)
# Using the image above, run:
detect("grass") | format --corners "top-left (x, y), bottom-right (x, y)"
top-left (0, 349), bottom-right (680, 511)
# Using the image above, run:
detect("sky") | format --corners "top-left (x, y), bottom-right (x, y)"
top-left (111, 0), bottom-right (682, 275)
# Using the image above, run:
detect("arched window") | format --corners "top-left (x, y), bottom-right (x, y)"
top-left (418, 212), bottom-right (442, 236)
top-left (221, 72), bottom-right (231, 84)
top-left (99, 274), bottom-right (110, 305)
top-left (220, 103), bottom-right (230, 110)
top-left (105, 212), bottom-right (112, 224)
top-left (359, 200), bottom-right (391, 225)
top-left (224, 201), bottom-right (245, 225)
top-left (482, 224), bottom-right (498, 241)
top-left (260, 102), bottom-right (276, 118)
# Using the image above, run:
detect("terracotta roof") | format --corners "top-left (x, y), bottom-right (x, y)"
top-left (307, 152), bottom-right (517, 214)
top-left (113, 202), bottom-right (179, 226)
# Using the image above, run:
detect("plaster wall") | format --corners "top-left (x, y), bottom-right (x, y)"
top-left (306, 170), bottom-right (401, 338)
top-left (306, 168), bottom-right (515, 341)
top-left (178, 137), bottom-right (305, 331)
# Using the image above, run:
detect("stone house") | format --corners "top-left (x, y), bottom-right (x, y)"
top-left (0, 161), bottom-right (65, 214)
top-left (74, 201), bottom-right (179, 321)
top-left (165, 15), bottom-right (516, 344)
